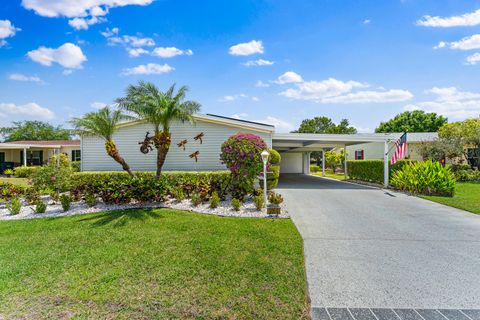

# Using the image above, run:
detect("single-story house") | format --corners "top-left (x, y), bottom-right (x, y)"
top-left (81, 114), bottom-right (441, 186)
top-left (0, 140), bottom-right (81, 173)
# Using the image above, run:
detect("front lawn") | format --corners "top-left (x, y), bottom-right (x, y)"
top-left (312, 169), bottom-right (346, 180)
top-left (421, 182), bottom-right (480, 214)
top-left (0, 177), bottom-right (29, 187)
top-left (0, 209), bottom-right (309, 319)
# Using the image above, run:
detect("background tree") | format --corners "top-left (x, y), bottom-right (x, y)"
top-left (0, 120), bottom-right (72, 142)
top-left (116, 81), bottom-right (201, 178)
top-left (439, 118), bottom-right (480, 169)
top-left (375, 110), bottom-right (447, 133)
top-left (70, 107), bottom-right (135, 177)
top-left (325, 149), bottom-right (345, 173)
top-left (294, 117), bottom-right (356, 165)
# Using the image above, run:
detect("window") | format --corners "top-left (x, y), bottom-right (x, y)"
top-left (354, 150), bottom-right (364, 160)
top-left (20, 150), bottom-right (43, 165)
top-left (71, 150), bottom-right (81, 161)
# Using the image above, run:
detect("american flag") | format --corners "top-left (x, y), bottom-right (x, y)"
top-left (391, 133), bottom-right (407, 165)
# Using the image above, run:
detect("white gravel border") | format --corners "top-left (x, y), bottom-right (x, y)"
top-left (0, 196), bottom-right (289, 221)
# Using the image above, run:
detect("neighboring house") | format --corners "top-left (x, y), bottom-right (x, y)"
top-left (0, 140), bottom-right (81, 173)
top-left (346, 132), bottom-right (438, 162)
top-left (81, 113), bottom-right (437, 182)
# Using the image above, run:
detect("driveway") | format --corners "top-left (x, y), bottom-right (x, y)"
top-left (277, 174), bottom-right (480, 320)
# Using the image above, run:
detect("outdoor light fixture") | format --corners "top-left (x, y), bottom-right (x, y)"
top-left (261, 150), bottom-right (269, 209)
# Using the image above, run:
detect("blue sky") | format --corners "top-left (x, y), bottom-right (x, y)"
top-left (1, 0), bottom-right (480, 132)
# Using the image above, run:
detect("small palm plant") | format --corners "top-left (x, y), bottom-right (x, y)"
top-left (70, 107), bottom-right (135, 177)
top-left (116, 81), bottom-right (201, 179)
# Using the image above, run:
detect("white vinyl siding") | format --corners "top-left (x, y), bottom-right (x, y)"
top-left (81, 119), bottom-right (272, 172)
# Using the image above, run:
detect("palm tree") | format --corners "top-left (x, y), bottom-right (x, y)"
top-left (70, 107), bottom-right (135, 177)
top-left (116, 81), bottom-right (201, 178)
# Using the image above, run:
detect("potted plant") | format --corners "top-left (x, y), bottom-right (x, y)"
top-left (4, 169), bottom-right (14, 177)
top-left (267, 191), bottom-right (283, 216)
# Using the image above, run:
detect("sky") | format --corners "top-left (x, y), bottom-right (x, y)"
top-left (1, 0), bottom-right (480, 133)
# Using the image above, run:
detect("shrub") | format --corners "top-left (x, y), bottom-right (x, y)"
top-left (391, 160), bottom-right (455, 196)
top-left (14, 166), bottom-right (39, 178)
top-left (171, 188), bottom-right (185, 201)
top-left (310, 164), bottom-right (320, 173)
top-left (191, 193), bottom-right (202, 206)
top-left (48, 153), bottom-right (71, 168)
top-left (452, 169), bottom-right (480, 182)
top-left (84, 192), bottom-right (96, 207)
top-left (69, 171), bottom-right (231, 204)
top-left (209, 191), bottom-right (220, 209)
top-left (220, 133), bottom-right (267, 198)
top-left (35, 200), bottom-right (47, 214)
top-left (32, 163), bottom-right (73, 194)
top-left (6, 198), bottom-right (21, 215)
top-left (254, 195), bottom-right (264, 211)
top-left (60, 194), bottom-right (72, 211)
top-left (0, 182), bottom-right (25, 203)
top-left (71, 161), bottom-right (81, 172)
top-left (231, 198), bottom-right (241, 211)
top-left (259, 166), bottom-right (281, 190)
top-left (347, 159), bottom-right (416, 184)
top-left (24, 189), bottom-right (40, 205)
top-left (3, 169), bottom-right (14, 177)
top-left (268, 191), bottom-right (284, 205)
top-left (268, 149), bottom-right (281, 165)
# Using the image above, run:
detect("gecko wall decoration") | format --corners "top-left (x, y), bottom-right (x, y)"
top-left (194, 132), bottom-right (204, 144)
top-left (177, 139), bottom-right (188, 150)
top-left (138, 132), bottom-right (154, 154)
top-left (189, 151), bottom-right (200, 162)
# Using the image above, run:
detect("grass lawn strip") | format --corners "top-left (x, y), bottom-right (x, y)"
top-left (0, 208), bottom-right (310, 319)
top-left (421, 182), bottom-right (480, 214)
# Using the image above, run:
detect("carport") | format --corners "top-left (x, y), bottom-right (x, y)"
top-left (272, 133), bottom-right (397, 186)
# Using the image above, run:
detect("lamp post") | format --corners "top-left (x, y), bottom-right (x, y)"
top-left (261, 150), bottom-right (269, 209)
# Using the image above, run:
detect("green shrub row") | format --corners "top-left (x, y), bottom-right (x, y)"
top-left (391, 160), bottom-right (455, 196)
top-left (0, 182), bottom-right (25, 203)
top-left (346, 159), bottom-right (417, 184)
top-left (310, 164), bottom-right (321, 173)
top-left (452, 169), bottom-right (480, 182)
top-left (70, 171), bottom-right (232, 205)
top-left (14, 166), bottom-right (40, 178)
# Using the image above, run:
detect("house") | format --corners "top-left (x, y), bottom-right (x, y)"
top-left (81, 114), bottom-right (439, 186)
top-left (0, 140), bottom-right (81, 173)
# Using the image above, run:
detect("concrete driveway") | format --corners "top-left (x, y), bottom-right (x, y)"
top-left (277, 174), bottom-right (480, 320)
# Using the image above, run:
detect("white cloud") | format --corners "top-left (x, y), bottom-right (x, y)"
top-left (121, 63), bottom-right (174, 76)
top-left (277, 74), bottom-right (412, 104)
top-left (363, 19), bottom-right (371, 24)
top-left (100, 27), bottom-right (119, 37)
top-left (254, 116), bottom-right (295, 132)
top-left (0, 20), bottom-right (21, 47)
top-left (27, 43), bottom-right (87, 71)
top-left (404, 87), bottom-right (480, 119)
top-left (229, 40), bottom-right (264, 56)
top-left (255, 80), bottom-right (270, 88)
top-left (466, 52), bottom-right (480, 65)
top-left (242, 59), bottom-right (274, 67)
top-left (0, 102), bottom-right (54, 120)
top-left (22, 0), bottom-right (153, 29)
top-left (417, 9), bottom-right (480, 27)
top-left (274, 71), bottom-right (303, 84)
top-left (8, 73), bottom-right (42, 82)
top-left (435, 34), bottom-right (480, 50)
top-left (107, 35), bottom-right (155, 47)
top-left (219, 94), bottom-right (258, 102)
top-left (91, 101), bottom-right (108, 109)
top-left (151, 47), bottom-right (193, 58)
top-left (127, 47), bottom-right (149, 57)
top-left (231, 113), bottom-right (248, 119)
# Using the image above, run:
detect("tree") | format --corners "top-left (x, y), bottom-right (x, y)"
top-left (116, 82), bottom-right (201, 178)
top-left (375, 110), bottom-right (447, 133)
top-left (325, 148), bottom-right (345, 173)
top-left (70, 107), bottom-right (135, 177)
top-left (0, 121), bottom-right (72, 142)
top-left (294, 117), bottom-right (356, 165)
top-left (439, 118), bottom-right (480, 169)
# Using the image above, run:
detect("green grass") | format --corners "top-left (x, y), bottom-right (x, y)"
top-left (421, 182), bottom-right (480, 214)
top-left (0, 177), bottom-right (29, 186)
top-left (0, 209), bottom-right (309, 319)
top-left (312, 169), bottom-right (346, 181)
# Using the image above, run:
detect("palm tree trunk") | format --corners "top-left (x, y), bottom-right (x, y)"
top-left (105, 140), bottom-right (136, 177)
top-left (153, 130), bottom-right (171, 179)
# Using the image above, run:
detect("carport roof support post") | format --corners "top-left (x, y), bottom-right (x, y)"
top-left (344, 145), bottom-right (347, 179)
top-left (384, 140), bottom-right (389, 187)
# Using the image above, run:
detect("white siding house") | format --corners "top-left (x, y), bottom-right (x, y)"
top-left (81, 114), bottom-right (274, 172)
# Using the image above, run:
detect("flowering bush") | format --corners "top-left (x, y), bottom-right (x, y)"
top-left (220, 133), bottom-right (267, 198)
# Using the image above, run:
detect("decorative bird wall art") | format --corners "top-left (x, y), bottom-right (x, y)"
top-left (189, 151), bottom-right (200, 162)
top-left (194, 132), bottom-right (204, 144)
top-left (177, 139), bottom-right (188, 150)
top-left (139, 132), bottom-right (154, 154)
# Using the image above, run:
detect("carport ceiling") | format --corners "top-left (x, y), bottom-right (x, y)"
top-left (272, 133), bottom-right (392, 152)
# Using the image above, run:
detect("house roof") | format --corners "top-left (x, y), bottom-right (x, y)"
top-left (0, 140), bottom-right (80, 149)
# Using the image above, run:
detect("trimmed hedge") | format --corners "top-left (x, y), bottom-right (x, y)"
top-left (346, 160), bottom-right (417, 184)
top-left (70, 171), bottom-right (232, 204)
top-left (14, 166), bottom-right (40, 178)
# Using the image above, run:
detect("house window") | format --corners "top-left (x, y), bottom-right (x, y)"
top-left (71, 150), bottom-right (81, 161)
top-left (355, 150), bottom-right (364, 160)
top-left (20, 150), bottom-right (43, 165)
